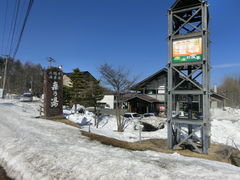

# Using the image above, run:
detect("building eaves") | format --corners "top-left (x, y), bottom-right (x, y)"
top-left (123, 94), bottom-right (160, 103)
top-left (131, 68), bottom-right (167, 90)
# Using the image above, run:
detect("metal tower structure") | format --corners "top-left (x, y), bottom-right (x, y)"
top-left (167, 0), bottom-right (210, 154)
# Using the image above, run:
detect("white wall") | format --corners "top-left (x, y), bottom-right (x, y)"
top-left (98, 95), bottom-right (114, 109)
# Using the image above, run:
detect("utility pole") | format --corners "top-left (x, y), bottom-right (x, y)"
top-left (1, 54), bottom-right (9, 98)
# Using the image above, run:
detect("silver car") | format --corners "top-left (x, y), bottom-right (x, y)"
top-left (20, 93), bottom-right (33, 102)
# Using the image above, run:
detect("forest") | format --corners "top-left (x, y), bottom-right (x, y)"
top-left (0, 57), bottom-right (44, 96)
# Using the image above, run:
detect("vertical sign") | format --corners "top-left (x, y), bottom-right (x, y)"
top-left (172, 37), bottom-right (202, 63)
top-left (44, 67), bottom-right (63, 118)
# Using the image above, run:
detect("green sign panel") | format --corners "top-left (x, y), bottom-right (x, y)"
top-left (172, 54), bottom-right (202, 63)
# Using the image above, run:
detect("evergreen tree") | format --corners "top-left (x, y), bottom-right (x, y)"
top-left (70, 68), bottom-right (88, 111)
top-left (63, 86), bottom-right (72, 106)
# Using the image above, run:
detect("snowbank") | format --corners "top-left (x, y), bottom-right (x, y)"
top-left (211, 108), bottom-right (240, 148)
top-left (73, 107), bottom-right (240, 149)
top-left (1, 100), bottom-right (240, 179)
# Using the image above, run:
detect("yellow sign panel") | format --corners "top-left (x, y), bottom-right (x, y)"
top-left (172, 37), bottom-right (202, 63)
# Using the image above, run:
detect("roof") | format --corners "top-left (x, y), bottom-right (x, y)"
top-left (64, 71), bottom-right (96, 81)
top-left (122, 94), bottom-right (160, 103)
top-left (211, 92), bottom-right (228, 101)
top-left (171, 0), bottom-right (203, 10)
top-left (102, 88), bottom-right (115, 95)
top-left (131, 68), bottom-right (167, 90)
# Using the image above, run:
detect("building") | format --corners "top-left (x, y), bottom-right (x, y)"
top-left (98, 89), bottom-right (115, 109)
top-left (124, 68), bottom-right (225, 114)
top-left (123, 68), bottom-right (167, 114)
top-left (63, 71), bottom-right (115, 108)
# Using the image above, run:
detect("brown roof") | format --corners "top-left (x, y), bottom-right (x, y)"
top-left (122, 94), bottom-right (160, 103)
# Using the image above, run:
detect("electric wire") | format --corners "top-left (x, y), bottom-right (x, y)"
top-left (6, 0), bottom-right (18, 55)
top-left (1, 0), bottom-right (34, 59)
top-left (1, 0), bottom-right (9, 53)
top-left (9, 0), bottom-right (21, 56)
top-left (11, 0), bottom-right (28, 55)
top-left (12, 0), bottom-right (34, 59)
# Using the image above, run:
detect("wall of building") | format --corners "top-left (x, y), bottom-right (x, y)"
top-left (98, 95), bottom-right (114, 109)
top-left (63, 75), bottom-right (72, 87)
top-left (142, 74), bottom-right (167, 102)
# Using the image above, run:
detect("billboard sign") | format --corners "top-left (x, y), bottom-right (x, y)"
top-left (172, 37), bottom-right (202, 63)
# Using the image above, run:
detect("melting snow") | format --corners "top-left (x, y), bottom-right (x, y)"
top-left (0, 99), bottom-right (240, 179)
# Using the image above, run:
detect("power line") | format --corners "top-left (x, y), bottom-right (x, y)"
top-left (1, 0), bottom-right (34, 58)
top-left (9, 0), bottom-right (21, 56)
top-left (6, 0), bottom-right (18, 54)
top-left (1, 0), bottom-right (9, 53)
top-left (12, 0), bottom-right (34, 59)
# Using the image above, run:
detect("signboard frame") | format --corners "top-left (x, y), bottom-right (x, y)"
top-left (172, 37), bottom-right (203, 63)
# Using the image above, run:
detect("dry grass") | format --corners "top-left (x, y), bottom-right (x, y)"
top-left (81, 131), bottom-right (232, 164)
top-left (43, 117), bottom-right (81, 128)
top-left (45, 117), bottom-right (240, 167)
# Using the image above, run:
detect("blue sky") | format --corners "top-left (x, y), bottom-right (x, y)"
top-left (3, 0), bottom-right (240, 86)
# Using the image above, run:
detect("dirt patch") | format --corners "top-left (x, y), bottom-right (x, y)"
top-left (0, 166), bottom-right (12, 180)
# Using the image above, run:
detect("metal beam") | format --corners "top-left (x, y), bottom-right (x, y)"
top-left (167, 0), bottom-right (210, 154)
top-left (173, 13), bottom-right (202, 32)
top-left (172, 8), bottom-right (202, 36)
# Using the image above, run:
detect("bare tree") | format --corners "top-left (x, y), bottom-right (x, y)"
top-left (219, 76), bottom-right (240, 107)
top-left (99, 63), bottom-right (137, 132)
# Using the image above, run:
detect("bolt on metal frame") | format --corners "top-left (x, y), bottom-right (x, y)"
top-left (167, 0), bottom-right (210, 154)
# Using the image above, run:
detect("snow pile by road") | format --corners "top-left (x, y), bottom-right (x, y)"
top-left (211, 108), bottom-right (240, 148)
top-left (66, 110), bottom-right (168, 142)
top-left (1, 100), bottom-right (240, 179)
top-left (66, 106), bottom-right (240, 148)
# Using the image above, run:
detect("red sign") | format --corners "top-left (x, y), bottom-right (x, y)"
top-left (160, 106), bottom-right (166, 111)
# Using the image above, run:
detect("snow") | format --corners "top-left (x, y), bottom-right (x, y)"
top-left (66, 111), bottom-right (168, 142)
top-left (211, 108), bottom-right (240, 148)
top-left (0, 99), bottom-right (240, 179)
top-left (66, 106), bottom-right (240, 149)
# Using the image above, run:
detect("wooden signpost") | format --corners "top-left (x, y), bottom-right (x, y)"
top-left (43, 67), bottom-right (63, 118)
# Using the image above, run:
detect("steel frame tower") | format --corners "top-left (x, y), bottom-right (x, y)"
top-left (167, 0), bottom-right (210, 154)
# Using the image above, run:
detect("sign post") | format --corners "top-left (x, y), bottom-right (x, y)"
top-left (43, 67), bottom-right (63, 118)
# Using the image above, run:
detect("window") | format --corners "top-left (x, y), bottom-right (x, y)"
top-left (146, 90), bottom-right (156, 95)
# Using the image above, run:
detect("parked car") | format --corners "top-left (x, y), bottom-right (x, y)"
top-left (19, 92), bottom-right (33, 102)
top-left (172, 111), bottom-right (185, 118)
top-left (123, 113), bottom-right (141, 120)
top-left (143, 113), bottom-right (156, 118)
